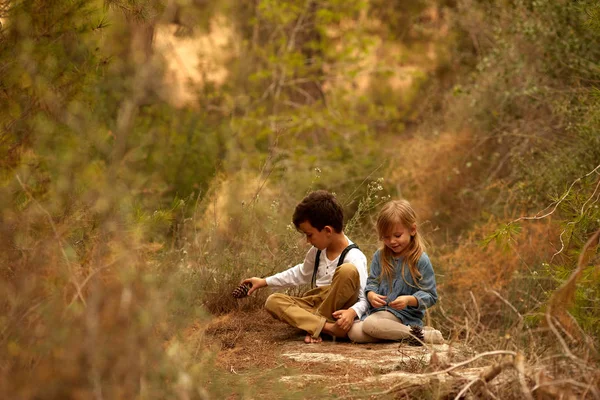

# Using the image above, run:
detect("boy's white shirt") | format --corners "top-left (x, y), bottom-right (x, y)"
top-left (265, 236), bottom-right (369, 319)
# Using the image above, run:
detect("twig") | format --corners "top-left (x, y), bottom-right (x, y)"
top-left (16, 174), bottom-right (86, 306)
top-left (546, 229), bottom-right (600, 362)
top-left (545, 312), bottom-right (582, 365)
top-left (480, 385), bottom-right (500, 400)
top-left (508, 163), bottom-right (600, 226)
top-left (0, 300), bottom-right (44, 344)
top-left (514, 352), bottom-right (534, 400)
top-left (346, 351), bottom-right (518, 398)
top-left (249, 127), bottom-right (283, 207)
top-left (469, 290), bottom-right (481, 327)
top-left (550, 221), bottom-right (575, 263)
top-left (486, 289), bottom-right (523, 322)
top-left (580, 175), bottom-right (600, 216)
top-left (342, 161), bottom-right (386, 207)
top-left (532, 379), bottom-right (600, 398)
top-left (454, 378), bottom-right (484, 400)
top-left (381, 351), bottom-right (517, 395)
top-left (454, 356), bottom-right (527, 400)
top-left (67, 258), bottom-right (122, 308)
top-left (407, 350), bottom-right (517, 378)
top-left (192, 190), bottom-right (202, 247)
top-left (564, 310), bottom-right (599, 357)
top-left (552, 315), bottom-right (577, 343)
top-left (550, 174), bottom-right (600, 261)
top-left (273, 0), bottom-right (311, 102)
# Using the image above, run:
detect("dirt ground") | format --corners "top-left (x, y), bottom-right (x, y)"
top-left (199, 310), bottom-right (465, 398)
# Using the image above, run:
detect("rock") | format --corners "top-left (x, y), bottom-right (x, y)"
top-left (278, 341), bottom-right (478, 390)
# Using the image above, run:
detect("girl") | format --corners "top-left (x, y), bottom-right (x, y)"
top-left (348, 199), bottom-right (444, 344)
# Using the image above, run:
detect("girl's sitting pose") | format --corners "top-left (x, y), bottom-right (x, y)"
top-left (348, 199), bottom-right (444, 344)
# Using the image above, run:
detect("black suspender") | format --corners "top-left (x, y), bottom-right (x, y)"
top-left (311, 243), bottom-right (359, 288)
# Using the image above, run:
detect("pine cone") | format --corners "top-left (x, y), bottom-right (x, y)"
top-left (232, 282), bottom-right (251, 299)
top-left (405, 325), bottom-right (425, 346)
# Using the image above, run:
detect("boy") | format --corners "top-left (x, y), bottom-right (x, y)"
top-left (242, 190), bottom-right (369, 343)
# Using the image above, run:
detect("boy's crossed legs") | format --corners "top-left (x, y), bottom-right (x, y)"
top-left (265, 263), bottom-right (359, 343)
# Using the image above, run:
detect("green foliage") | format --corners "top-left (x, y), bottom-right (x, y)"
top-left (480, 222), bottom-right (522, 252)
top-left (582, 2), bottom-right (600, 32)
top-left (439, 0), bottom-right (600, 343)
top-left (130, 105), bottom-right (223, 203)
top-left (219, 0), bottom-right (406, 202)
top-left (1, 0), bottom-right (104, 172)
top-left (345, 178), bottom-right (390, 237)
top-left (2, 0), bottom-right (599, 396)
top-left (571, 266), bottom-right (600, 340)
top-left (1, 0), bottom-right (228, 398)
top-left (367, 0), bottom-right (432, 42)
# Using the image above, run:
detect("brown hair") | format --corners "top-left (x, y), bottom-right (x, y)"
top-left (292, 190), bottom-right (344, 233)
top-left (376, 199), bottom-right (425, 287)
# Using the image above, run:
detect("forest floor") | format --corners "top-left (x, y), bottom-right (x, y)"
top-left (199, 310), bottom-right (482, 398)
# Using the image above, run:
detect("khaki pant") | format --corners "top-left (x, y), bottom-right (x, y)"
top-left (265, 263), bottom-right (359, 339)
top-left (347, 310), bottom-right (445, 344)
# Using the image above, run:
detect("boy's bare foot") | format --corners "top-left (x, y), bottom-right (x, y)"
top-left (304, 334), bottom-right (322, 344)
top-left (322, 322), bottom-right (348, 338)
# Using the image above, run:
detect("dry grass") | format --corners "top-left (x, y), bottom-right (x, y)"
top-left (374, 81), bottom-right (600, 397)
top-left (440, 220), bottom-right (556, 299)
top-left (3, 1), bottom-right (599, 398)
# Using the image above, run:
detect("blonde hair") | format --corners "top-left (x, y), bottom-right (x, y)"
top-left (376, 199), bottom-right (426, 287)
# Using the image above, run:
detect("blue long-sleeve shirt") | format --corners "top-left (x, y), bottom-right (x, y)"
top-left (364, 250), bottom-right (438, 326)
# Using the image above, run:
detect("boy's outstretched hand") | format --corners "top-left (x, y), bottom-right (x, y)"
top-left (332, 308), bottom-right (356, 331)
top-left (241, 277), bottom-right (267, 296)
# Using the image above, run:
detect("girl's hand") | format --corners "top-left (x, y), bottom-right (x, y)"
top-left (241, 277), bottom-right (267, 296)
top-left (367, 291), bottom-right (387, 308)
top-left (388, 295), bottom-right (417, 310)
